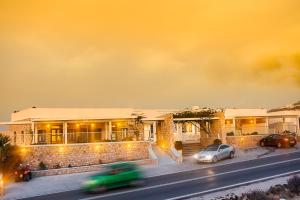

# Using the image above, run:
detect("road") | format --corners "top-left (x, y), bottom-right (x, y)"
top-left (23, 151), bottom-right (300, 200)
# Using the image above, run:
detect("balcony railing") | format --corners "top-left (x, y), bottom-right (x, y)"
top-left (15, 131), bottom-right (145, 145)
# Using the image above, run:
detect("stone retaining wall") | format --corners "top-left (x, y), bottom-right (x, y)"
top-left (21, 141), bottom-right (150, 170)
top-left (32, 159), bottom-right (155, 177)
top-left (226, 135), bottom-right (265, 148)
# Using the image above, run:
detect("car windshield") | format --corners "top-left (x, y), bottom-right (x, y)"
top-left (204, 145), bottom-right (219, 151)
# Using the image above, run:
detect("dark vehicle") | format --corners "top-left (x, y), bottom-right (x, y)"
top-left (82, 162), bottom-right (145, 193)
top-left (14, 164), bottom-right (32, 182)
top-left (260, 134), bottom-right (297, 148)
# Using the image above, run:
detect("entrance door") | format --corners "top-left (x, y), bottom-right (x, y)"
top-left (51, 129), bottom-right (63, 144)
top-left (121, 128), bottom-right (128, 139)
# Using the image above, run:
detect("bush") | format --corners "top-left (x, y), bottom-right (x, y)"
top-left (213, 139), bottom-right (222, 145)
top-left (174, 141), bottom-right (183, 150)
top-left (53, 163), bottom-right (61, 169)
top-left (226, 132), bottom-right (234, 136)
top-left (251, 132), bottom-right (258, 135)
top-left (242, 190), bottom-right (269, 200)
top-left (38, 161), bottom-right (47, 170)
top-left (287, 175), bottom-right (300, 195)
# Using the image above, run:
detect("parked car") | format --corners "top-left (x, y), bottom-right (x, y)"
top-left (82, 162), bottom-right (145, 193)
top-left (193, 144), bottom-right (235, 163)
top-left (259, 134), bottom-right (297, 148)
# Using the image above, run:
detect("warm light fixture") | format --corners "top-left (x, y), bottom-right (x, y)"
top-left (76, 124), bottom-right (80, 128)
top-left (59, 147), bottom-right (64, 153)
top-left (46, 124), bottom-right (50, 128)
top-left (21, 148), bottom-right (26, 154)
top-left (91, 123), bottom-right (95, 127)
top-left (117, 123), bottom-right (121, 127)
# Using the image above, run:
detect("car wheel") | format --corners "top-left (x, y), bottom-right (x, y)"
top-left (277, 142), bottom-right (282, 148)
top-left (130, 179), bottom-right (145, 187)
top-left (229, 151), bottom-right (234, 159)
top-left (260, 141), bottom-right (265, 147)
top-left (24, 174), bottom-right (30, 182)
top-left (212, 156), bottom-right (218, 163)
top-left (90, 186), bottom-right (106, 193)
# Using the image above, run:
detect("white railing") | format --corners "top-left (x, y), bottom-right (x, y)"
top-left (14, 131), bottom-right (145, 145)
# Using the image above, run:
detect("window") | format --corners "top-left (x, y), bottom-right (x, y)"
top-left (21, 131), bottom-right (25, 144)
top-left (220, 145), bottom-right (229, 150)
top-left (256, 118), bottom-right (266, 124)
top-left (225, 119), bottom-right (233, 125)
top-left (37, 130), bottom-right (46, 144)
top-left (13, 132), bottom-right (17, 144)
top-left (150, 124), bottom-right (154, 134)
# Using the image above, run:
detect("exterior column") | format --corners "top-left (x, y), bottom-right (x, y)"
top-left (31, 122), bottom-right (36, 144)
top-left (153, 122), bottom-right (157, 142)
top-left (105, 122), bottom-right (108, 140)
top-left (265, 117), bottom-right (269, 134)
top-left (108, 121), bottom-right (112, 141)
top-left (63, 122), bottom-right (68, 144)
top-left (233, 117), bottom-right (236, 135)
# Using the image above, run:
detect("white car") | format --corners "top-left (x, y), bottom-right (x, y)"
top-left (193, 144), bottom-right (235, 163)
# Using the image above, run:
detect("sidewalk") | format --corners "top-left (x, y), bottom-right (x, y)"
top-left (2, 145), bottom-right (300, 200)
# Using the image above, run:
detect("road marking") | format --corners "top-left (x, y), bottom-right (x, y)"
top-left (79, 157), bottom-right (300, 200)
top-left (146, 150), bottom-right (300, 178)
top-left (166, 169), bottom-right (300, 200)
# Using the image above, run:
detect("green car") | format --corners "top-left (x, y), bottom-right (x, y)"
top-left (82, 162), bottom-right (145, 193)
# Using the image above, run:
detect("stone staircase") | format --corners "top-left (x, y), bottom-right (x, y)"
top-left (182, 143), bottom-right (202, 157)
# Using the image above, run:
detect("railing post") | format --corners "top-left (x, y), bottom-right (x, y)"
top-left (63, 122), bottom-right (68, 144)
top-left (109, 121), bottom-right (112, 141)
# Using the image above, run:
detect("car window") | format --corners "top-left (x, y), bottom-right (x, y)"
top-left (273, 134), bottom-right (281, 139)
top-left (267, 135), bottom-right (274, 139)
top-left (205, 145), bottom-right (219, 151)
top-left (220, 145), bottom-right (229, 150)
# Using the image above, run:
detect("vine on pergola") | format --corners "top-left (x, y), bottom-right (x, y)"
top-left (173, 108), bottom-right (217, 136)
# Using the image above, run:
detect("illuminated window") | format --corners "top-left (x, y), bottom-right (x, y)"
top-left (225, 119), bottom-right (233, 125)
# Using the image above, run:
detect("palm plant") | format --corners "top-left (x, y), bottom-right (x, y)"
top-left (0, 134), bottom-right (20, 179)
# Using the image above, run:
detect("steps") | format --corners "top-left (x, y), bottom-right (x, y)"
top-left (182, 143), bottom-right (203, 157)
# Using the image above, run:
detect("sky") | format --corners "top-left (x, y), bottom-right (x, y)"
top-left (0, 0), bottom-right (300, 121)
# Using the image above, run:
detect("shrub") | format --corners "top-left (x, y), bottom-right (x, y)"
top-left (242, 190), bottom-right (269, 200)
top-left (68, 164), bottom-right (72, 168)
top-left (226, 132), bottom-right (234, 136)
top-left (53, 163), bottom-right (61, 169)
top-left (213, 139), bottom-right (222, 145)
top-left (251, 132), bottom-right (258, 135)
top-left (287, 175), bottom-right (300, 195)
top-left (38, 161), bottom-right (47, 170)
top-left (174, 141), bottom-right (183, 150)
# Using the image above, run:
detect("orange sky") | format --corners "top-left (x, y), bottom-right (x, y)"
top-left (0, 0), bottom-right (300, 120)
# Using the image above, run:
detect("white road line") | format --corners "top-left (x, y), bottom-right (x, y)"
top-left (79, 157), bottom-right (300, 200)
top-left (166, 169), bottom-right (300, 200)
top-left (147, 150), bottom-right (300, 179)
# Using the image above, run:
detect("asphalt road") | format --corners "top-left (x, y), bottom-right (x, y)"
top-left (23, 151), bottom-right (300, 200)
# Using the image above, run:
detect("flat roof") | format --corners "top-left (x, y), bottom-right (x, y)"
top-left (9, 107), bottom-right (177, 122)
top-left (224, 108), bottom-right (268, 118)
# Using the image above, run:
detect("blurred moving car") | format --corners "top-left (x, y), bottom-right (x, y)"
top-left (259, 134), bottom-right (297, 148)
top-left (193, 144), bottom-right (235, 163)
top-left (82, 162), bottom-right (145, 193)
